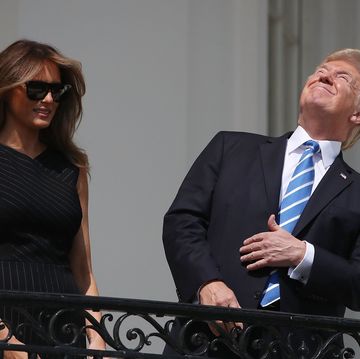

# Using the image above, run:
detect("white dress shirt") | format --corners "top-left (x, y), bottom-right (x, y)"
top-left (283, 126), bottom-right (341, 284)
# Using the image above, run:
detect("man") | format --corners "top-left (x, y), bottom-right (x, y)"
top-left (163, 49), bottom-right (360, 358)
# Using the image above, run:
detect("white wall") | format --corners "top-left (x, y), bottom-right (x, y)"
top-left (0, 0), bottom-right (268, 305)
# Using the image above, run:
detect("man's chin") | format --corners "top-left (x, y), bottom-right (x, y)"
top-left (303, 93), bottom-right (334, 110)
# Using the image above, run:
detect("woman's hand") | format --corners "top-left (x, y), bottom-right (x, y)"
top-left (87, 332), bottom-right (110, 359)
top-left (3, 336), bottom-right (40, 359)
top-left (4, 350), bottom-right (29, 359)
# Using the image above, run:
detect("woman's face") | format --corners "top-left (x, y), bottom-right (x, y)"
top-left (5, 61), bottom-right (61, 131)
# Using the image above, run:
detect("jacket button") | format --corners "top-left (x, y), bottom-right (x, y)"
top-left (254, 291), bottom-right (261, 300)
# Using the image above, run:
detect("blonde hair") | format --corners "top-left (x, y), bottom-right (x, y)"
top-left (322, 48), bottom-right (360, 150)
top-left (0, 39), bottom-right (88, 168)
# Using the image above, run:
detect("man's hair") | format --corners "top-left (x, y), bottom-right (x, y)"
top-left (322, 48), bottom-right (360, 149)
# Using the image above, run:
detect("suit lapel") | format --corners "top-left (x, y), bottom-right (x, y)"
top-left (259, 134), bottom-right (290, 215)
top-left (292, 154), bottom-right (353, 236)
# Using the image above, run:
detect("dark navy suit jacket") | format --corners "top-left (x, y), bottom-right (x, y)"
top-left (163, 131), bottom-right (360, 318)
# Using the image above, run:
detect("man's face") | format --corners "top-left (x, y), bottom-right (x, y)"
top-left (300, 60), bottom-right (360, 120)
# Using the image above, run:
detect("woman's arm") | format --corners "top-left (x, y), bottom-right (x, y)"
top-left (69, 167), bottom-right (106, 352)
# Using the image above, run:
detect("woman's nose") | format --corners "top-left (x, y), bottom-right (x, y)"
top-left (41, 91), bottom-right (54, 103)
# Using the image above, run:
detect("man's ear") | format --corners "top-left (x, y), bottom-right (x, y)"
top-left (350, 112), bottom-right (360, 125)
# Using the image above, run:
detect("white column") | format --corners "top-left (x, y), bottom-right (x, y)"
top-left (268, 0), bottom-right (301, 135)
top-left (232, 0), bottom-right (269, 135)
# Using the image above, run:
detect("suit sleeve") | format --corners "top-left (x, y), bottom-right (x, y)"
top-left (305, 238), bottom-right (360, 310)
top-left (163, 132), bottom-right (225, 302)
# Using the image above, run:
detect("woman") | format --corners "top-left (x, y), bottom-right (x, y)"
top-left (0, 39), bottom-right (106, 358)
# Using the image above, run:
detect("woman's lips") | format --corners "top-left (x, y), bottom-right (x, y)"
top-left (33, 108), bottom-right (52, 119)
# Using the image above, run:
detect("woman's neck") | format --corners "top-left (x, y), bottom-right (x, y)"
top-left (0, 125), bottom-right (44, 158)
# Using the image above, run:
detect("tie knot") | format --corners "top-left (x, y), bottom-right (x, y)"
top-left (303, 140), bottom-right (320, 154)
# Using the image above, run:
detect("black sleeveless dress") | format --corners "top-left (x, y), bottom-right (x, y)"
top-left (0, 144), bottom-right (86, 354)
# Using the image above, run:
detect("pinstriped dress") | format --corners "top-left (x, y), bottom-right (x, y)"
top-left (0, 144), bottom-right (86, 353)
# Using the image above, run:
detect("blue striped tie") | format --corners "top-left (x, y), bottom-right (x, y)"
top-left (260, 140), bottom-right (320, 307)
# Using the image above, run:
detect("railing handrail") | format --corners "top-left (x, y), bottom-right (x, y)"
top-left (0, 290), bottom-right (359, 331)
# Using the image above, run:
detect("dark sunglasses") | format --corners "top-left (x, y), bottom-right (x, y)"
top-left (24, 81), bottom-right (72, 102)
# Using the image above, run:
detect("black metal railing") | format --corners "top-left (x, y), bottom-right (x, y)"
top-left (0, 291), bottom-right (359, 358)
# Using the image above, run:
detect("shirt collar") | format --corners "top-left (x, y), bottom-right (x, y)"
top-left (287, 126), bottom-right (341, 168)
